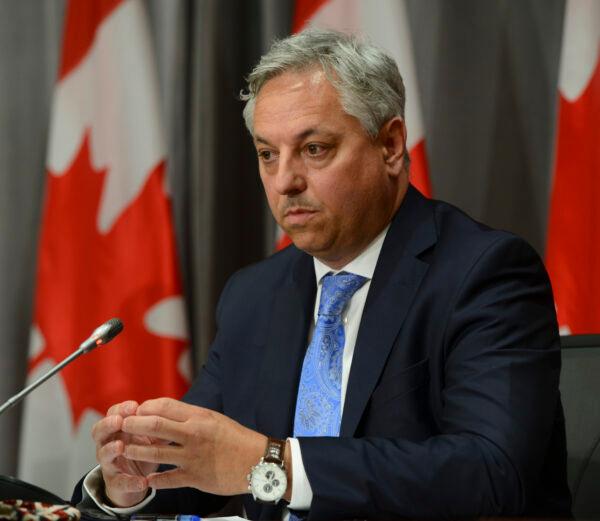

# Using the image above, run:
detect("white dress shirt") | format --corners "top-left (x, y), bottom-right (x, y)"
top-left (287, 225), bottom-right (388, 512)
top-left (83, 226), bottom-right (389, 517)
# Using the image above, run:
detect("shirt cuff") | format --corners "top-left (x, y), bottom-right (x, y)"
top-left (83, 465), bottom-right (156, 516)
top-left (286, 438), bottom-right (313, 510)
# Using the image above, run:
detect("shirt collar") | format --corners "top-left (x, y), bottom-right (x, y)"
top-left (313, 225), bottom-right (390, 285)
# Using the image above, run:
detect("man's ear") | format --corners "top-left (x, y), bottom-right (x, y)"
top-left (379, 117), bottom-right (407, 178)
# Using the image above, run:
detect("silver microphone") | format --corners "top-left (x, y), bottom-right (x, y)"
top-left (78, 317), bottom-right (124, 353)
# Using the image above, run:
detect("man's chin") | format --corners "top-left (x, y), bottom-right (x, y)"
top-left (285, 231), bottom-right (332, 259)
top-left (284, 230), bottom-right (319, 254)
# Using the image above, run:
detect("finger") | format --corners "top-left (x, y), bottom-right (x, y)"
top-left (123, 442), bottom-right (184, 467)
top-left (107, 472), bottom-right (149, 494)
top-left (96, 440), bottom-right (136, 475)
top-left (136, 398), bottom-right (204, 422)
top-left (98, 439), bottom-right (155, 479)
top-left (92, 415), bottom-right (123, 445)
top-left (122, 415), bottom-right (187, 445)
top-left (107, 400), bottom-right (139, 417)
top-left (146, 469), bottom-right (189, 490)
top-left (97, 438), bottom-right (123, 462)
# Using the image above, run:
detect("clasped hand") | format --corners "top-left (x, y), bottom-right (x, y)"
top-left (92, 398), bottom-right (266, 507)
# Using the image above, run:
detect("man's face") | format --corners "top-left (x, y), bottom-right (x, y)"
top-left (252, 68), bottom-right (407, 268)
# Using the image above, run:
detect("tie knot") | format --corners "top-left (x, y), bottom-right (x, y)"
top-left (318, 272), bottom-right (367, 316)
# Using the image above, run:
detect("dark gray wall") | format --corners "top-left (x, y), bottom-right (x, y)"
top-left (409, 0), bottom-right (564, 254)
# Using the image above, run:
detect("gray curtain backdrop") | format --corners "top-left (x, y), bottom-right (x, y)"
top-left (0, 0), bottom-right (565, 478)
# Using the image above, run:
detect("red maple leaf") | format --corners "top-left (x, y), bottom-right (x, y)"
top-left (30, 133), bottom-right (189, 427)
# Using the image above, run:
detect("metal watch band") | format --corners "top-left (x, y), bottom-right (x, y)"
top-left (263, 437), bottom-right (286, 465)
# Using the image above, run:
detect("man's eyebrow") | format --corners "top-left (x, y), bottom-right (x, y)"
top-left (254, 135), bottom-right (272, 146)
top-left (296, 128), bottom-right (339, 141)
top-left (254, 128), bottom-right (337, 146)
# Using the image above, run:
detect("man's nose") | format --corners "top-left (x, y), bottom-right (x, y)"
top-left (274, 153), bottom-right (307, 195)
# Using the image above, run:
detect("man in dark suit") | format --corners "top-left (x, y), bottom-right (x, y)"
top-left (79, 29), bottom-right (571, 519)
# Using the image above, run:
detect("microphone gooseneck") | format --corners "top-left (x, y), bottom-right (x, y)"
top-left (0, 318), bottom-right (124, 416)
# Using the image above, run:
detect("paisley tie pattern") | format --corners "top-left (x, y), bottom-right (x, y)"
top-left (293, 272), bottom-right (367, 437)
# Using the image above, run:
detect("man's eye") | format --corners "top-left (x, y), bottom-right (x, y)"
top-left (306, 143), bottom-right (326, 156)
top-left (258, 150), bottom-right (273, 161)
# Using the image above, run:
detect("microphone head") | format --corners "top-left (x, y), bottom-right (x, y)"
top-left (80, 318), bottom-right (124, 353)
top-left (101, 317), bottom-right (124, 343)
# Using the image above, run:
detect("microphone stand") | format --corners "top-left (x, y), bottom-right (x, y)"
top-left (0, 348), bottom-right (88, 416)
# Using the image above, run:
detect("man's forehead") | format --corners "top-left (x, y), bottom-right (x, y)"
top-left (256, 68), bottom-right (332, 105)
top-left (253, 69), bottom-right (348, 138)
top-left (305, 68), bottom-right (328, 86)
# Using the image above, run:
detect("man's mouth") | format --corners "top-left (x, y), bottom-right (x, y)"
top-left (283, 208), bottom-right (318, 225)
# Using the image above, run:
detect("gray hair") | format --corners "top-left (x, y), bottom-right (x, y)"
top-left (241, 28), bottom-right (407, 148)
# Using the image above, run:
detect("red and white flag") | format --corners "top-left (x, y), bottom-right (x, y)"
top-left (546, 0), bottom-right (600, 335)
top-left (275, 0), bottom-right (432, 250)
top-left (18, 0), bottom-right (190, 497)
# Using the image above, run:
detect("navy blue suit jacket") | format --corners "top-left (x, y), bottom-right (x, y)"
top-left (77, 186), bottom-right (571, 520)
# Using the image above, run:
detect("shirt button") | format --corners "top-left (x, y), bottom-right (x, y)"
top-left (343, 317), bottom-right (348, 324)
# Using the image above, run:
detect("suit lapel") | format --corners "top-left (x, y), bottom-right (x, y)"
top-left (341, 186), bottom-right (437, 436)
top-left (254, 251), bottom-right (316, 439)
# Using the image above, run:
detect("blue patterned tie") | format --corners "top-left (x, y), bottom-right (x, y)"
top-left (293, 272), bottom-right (367, 437)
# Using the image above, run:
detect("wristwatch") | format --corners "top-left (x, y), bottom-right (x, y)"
top-left (247, 437), bottom-right (288, 504)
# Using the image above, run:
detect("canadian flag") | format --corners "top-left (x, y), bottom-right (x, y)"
top-left (18, 0), bottom-right (190, 498)
top-left (546, 0), bottom-right (600, 335)
top-left (275, 0), bottom-right (432, 250)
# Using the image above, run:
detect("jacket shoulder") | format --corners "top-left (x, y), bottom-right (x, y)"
top-left (215, 245), bottom-right (307, 319)
top-left (429, 197), bottom-right (542, 264)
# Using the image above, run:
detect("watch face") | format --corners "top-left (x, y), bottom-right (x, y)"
top-left (250, 462), bottom-right (288, 502)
